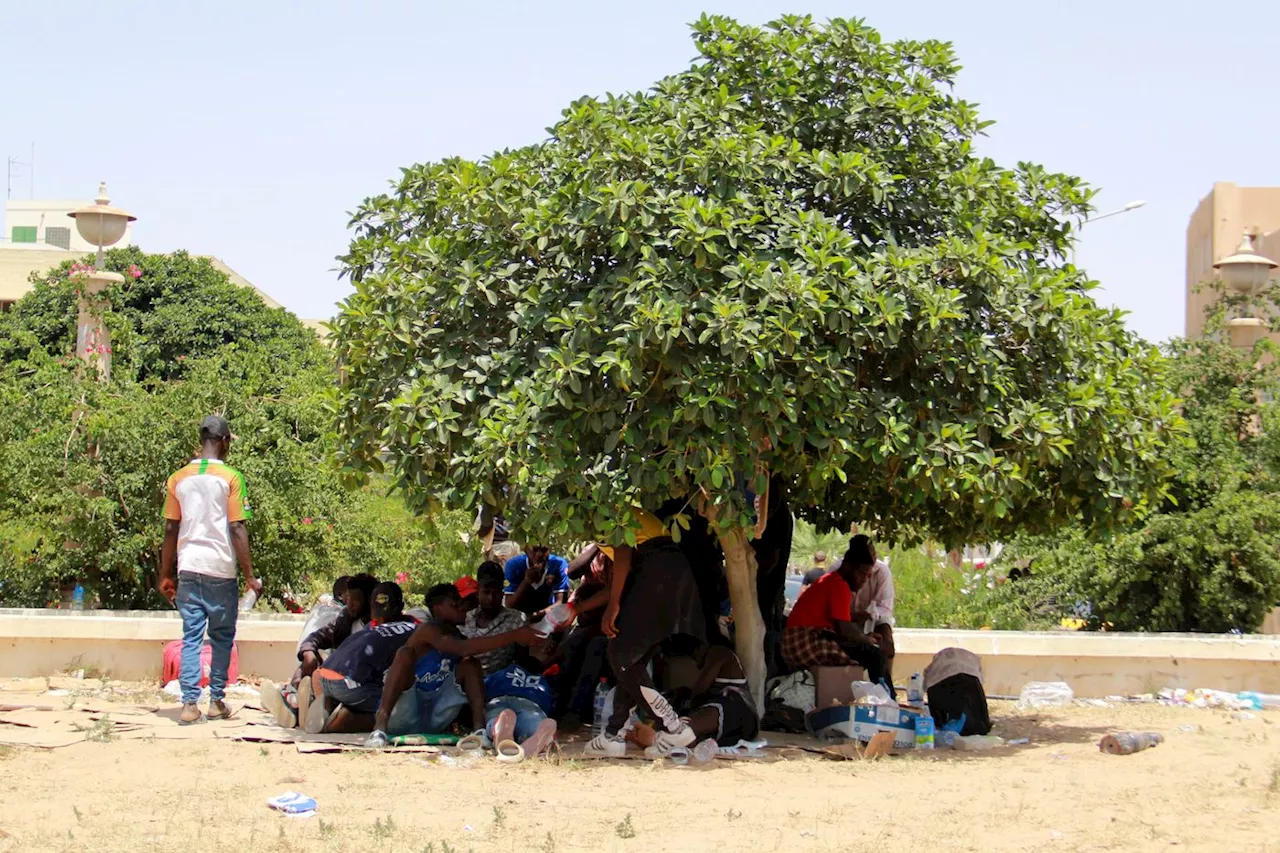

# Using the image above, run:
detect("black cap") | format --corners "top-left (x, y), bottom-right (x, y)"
top-left (199, 415), bottom-right (232, 441)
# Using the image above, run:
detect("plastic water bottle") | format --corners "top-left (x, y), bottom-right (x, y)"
top-left (592, 679), bottom-right (611, 738)
top-left (907, 672), bottom-right (924, 704)
top-left (914, 713), bottom-right (935, 750)
top-left (238, 588), bottom-right (260, 612)
top-left (71, 584), bottom-right (85, 611)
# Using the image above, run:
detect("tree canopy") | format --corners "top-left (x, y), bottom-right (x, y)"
top-left (334, 14), bottom-right (1180, 552)
top-left (0, 247), bottom-right (476, 608)
top-left (994, 295), bottom-right (1280, 633)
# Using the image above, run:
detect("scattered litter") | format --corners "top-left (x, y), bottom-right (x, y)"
top-left (1231, 711), bottom-right (1256, 722)
top-left (1017, 682), bottom-right (1073, 709)
top-left (1178, 725), bottom-right (1199, 733)
top-left (267, 792), bottom-right (316, 817)
top-left (1238, 691), bottom-right (1280, 710)
top-left (1099, 732), bottom-right (1162, 755)
top-left (1007, 738), bottom-right (1030, 746)
top-left (851, 682), bottom-right (893, 706)
top-left (952, 734), bottom-right (1004, 751)
top-left (463, 824), bottom-right (475, 832)
top-left (47, 689), bottom-right (70, 697)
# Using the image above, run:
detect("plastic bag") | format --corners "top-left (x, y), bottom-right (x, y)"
top-left (1017, 681), bottom-right (1073, 708)
top-left (952, 734), bottom-right (1004, 751)
top-left (851, 681), bottom-right (894, 706)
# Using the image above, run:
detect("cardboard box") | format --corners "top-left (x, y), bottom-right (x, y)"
top-left (812, 665), bottom-right (867, 708)
top-left (807, 703), bottom-right (921, 749)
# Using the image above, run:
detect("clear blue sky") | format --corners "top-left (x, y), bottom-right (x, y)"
top-left (4, 1), bottom-right (1278, 342)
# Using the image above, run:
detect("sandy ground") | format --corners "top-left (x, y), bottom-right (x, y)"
top-left (0, 696), bottom-right (1278, 853)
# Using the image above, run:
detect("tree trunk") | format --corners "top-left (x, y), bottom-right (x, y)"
top-left (717, 523), bottom-right (766, 711)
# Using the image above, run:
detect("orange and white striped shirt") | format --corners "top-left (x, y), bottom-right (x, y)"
top-left (163, 459), bottom-right (252, 579)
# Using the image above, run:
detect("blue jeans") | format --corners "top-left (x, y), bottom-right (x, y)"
top-left (176, 572), bottom-right (239, 704)
top-left (485, 696), bottom-right (548, 743)
top-left (386, 674), bottom-right (468, 735)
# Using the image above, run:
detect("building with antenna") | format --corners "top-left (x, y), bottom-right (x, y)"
top-left (0, 193), bottom-right (324, 335)
top-left (4, 196), bottom-right (134, 252)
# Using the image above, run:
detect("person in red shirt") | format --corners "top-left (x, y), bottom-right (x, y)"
top-left (781, 539), bottom-right (888, 686)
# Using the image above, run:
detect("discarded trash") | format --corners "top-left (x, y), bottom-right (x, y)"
top-left (717, 739), bottom-right (767, 758)
top-left (437, 749), bottom-right (483, 769)
top-left (692, 739), bottom-right (718, 764)
top-left (267, 792), bottom-right (317, 816)
top-left (1238, 691), bottom-right (1280, 710)
top-left (666, 746), bottom-right (691, 766)
top-left (1017, 682), bottom-right (1073, 708)
top-left (1007, 737), bottom-right (1030, 746)
top-left (1099, 731), bottom-right (1163, 755)
top-left (851, 681), bottom-right (893, 706)
top-left (390, 733), bottom-right (460, 747)
top-left (952, 734), bottom-right (1004, 751)
top-left (1231, 711), bottom-right (1256, 722)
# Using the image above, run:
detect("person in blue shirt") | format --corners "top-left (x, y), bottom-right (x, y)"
top-left (503, 545), bottom-right (570, 615)
top-left (364, 583), bottom-right (539, 746)
top-left (483, 664), bottom-right (558, 758)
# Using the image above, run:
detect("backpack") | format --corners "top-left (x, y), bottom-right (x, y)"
top-left (924, 648), bottom-right (991, 736)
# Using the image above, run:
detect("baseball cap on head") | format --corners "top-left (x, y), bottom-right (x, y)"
top-left (199, 415), bottom-right (232, 441)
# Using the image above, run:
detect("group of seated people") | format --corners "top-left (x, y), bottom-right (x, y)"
top-left (260, 516), bottom-right (893, 758)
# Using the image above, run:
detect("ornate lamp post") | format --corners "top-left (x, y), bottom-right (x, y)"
top-left (1214, 232), bottom-right (1277, 350)
top-left (67, 182), bottom-right (135, 381)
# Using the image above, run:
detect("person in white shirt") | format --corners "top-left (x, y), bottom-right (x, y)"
top-left (831, 534), bottom-right (896, 685)
top-left (158, 415), bottom-right (260, 725)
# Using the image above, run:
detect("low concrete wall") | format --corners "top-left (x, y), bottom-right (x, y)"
top-left (0, 609), bottom-right (305, 683)
top-left (3, 610), bottom-right (1279, 696)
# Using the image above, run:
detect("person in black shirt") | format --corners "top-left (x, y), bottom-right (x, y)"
top-left (304, 582), bottom-right (416, 734)
top-left (801, 551), bottom-right (828, 587)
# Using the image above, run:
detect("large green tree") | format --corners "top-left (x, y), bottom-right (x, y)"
top-left (333, 15), bottom-right (1181, 696)
top-left (0, 248), bottom-right (476, 609)
top-left (994, 294), bottom-right (1280, 633)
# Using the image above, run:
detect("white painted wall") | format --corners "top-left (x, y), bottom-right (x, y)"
top-left (3, 199), bottom-right (134, 252)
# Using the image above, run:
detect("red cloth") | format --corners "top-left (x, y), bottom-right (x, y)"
top-left (785, 571), bottom-right (853, 631)
top-left (161, 640), bottom-right (240, 686)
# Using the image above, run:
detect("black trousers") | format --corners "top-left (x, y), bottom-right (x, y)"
top-left (837, 637), bottom-right (889, 687)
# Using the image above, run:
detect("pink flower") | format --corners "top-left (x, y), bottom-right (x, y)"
top-left (128, 264), bottom-right (142, 279)
top-left (302, 517), bottom-right (312, 525)
top-left (396, 572), bottom-right (409, 585)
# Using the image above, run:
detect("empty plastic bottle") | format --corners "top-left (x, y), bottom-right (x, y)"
top-left (592, 679), bottom-right (611, 738)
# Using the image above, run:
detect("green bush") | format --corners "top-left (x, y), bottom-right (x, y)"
top-left (0, 247), bottom-right (475, 609)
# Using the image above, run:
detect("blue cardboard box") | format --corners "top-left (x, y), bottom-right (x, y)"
top-left (807, 703), bottom-right (921, 749)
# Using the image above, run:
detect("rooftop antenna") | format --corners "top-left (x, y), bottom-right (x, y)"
top-left (6, 145), bottom-right (33, 200)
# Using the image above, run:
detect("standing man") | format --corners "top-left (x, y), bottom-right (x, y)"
top-left (159, 415), bottom-right (260, 725)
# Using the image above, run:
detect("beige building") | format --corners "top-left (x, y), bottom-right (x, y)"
top-left (1186, 183), bottom-right (1280, 337)
top-left (5, 197), bottom-right (134, 253)
top-left (0, 246), bottom-right (291, 315)
top-left (0, 196), bottom-right (326, 327)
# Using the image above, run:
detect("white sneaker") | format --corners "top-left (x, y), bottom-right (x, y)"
top-left (259, 680), bottom-right (295, 728)
top-left (643, 723), bottom-right (697, 758)
top-left (583, 733), bottom-right (627, 758)
top-left (304, 695), bottom-right (330, 734)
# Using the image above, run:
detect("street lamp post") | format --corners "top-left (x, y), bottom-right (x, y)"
top-left (1213, 231), bottom-right (1277, 350)
top-left (67, 183), bottom-right (135, 382)
top-left (1070, 200), bottom-right (1146, 266)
